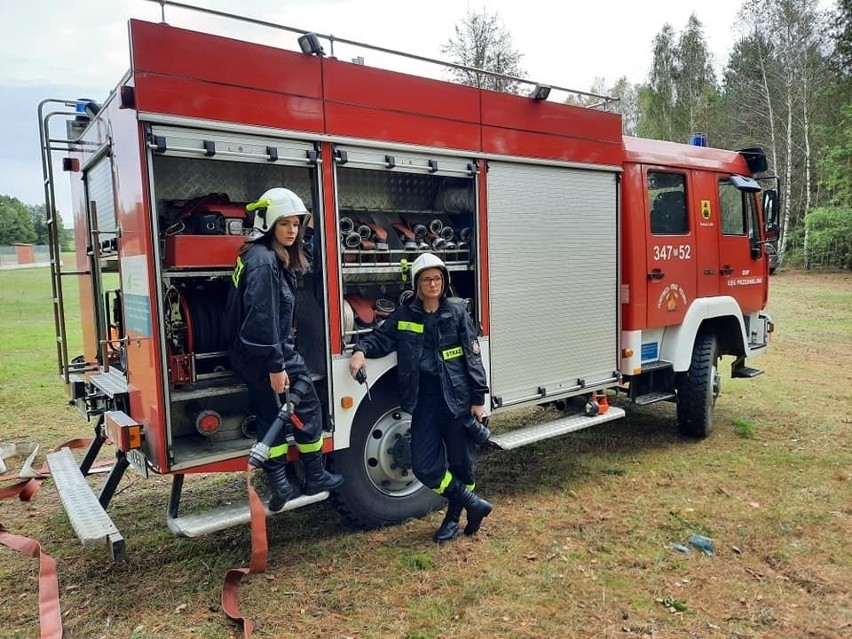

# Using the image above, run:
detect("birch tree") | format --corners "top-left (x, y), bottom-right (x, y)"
top-left (441, 9), bottom-right (525, 93)
top-left (610, 77), bottom-right (641, 136)
top-left (674, 14), bottom-right (718, 137)
top-left (638, 16), bottom-right (718, 143)
top-left (638, 24), bottom-right (678, 140)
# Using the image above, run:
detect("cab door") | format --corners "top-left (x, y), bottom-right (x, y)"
top-left (716, 176), bottom-right (765, 314)
top-left (644, 169), bottom-right (696, 329)
top-left (692, 171), bottom-right (720, 299)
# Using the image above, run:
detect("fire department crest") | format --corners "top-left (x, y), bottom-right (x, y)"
top-left (471, 339), bottom-right (481, 355)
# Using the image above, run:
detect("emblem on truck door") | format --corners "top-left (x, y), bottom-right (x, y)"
top-left (656, 283), bottom-right (688, 311)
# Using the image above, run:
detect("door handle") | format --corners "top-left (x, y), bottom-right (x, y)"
top-left (647, 269), bottom-right (665, 281)
top-left (720, 266), bottom-right (734, 276)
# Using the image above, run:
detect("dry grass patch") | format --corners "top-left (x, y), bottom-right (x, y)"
top-left (1, 268), bottom-right (850, 638)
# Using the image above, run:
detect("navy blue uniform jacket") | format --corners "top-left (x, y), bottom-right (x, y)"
top-left (225, 230), bottom-right (313, 375)
top-left (354, 297), bottom-right (489, 416)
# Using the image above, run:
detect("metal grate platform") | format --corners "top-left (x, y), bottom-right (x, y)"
top-left (46, 447), bottom-right (125, 561)
top-left (89, 368), bottom-right (129, 398)
top-left (633, 391), bottom-right (676, 406)
top-left (167, 491), bottom-right (330, 538)
top-left (489, 407), bottom-right (626, 450)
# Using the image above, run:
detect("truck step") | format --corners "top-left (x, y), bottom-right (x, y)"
top-left (46, 447), bottom-right (125, 561)
top-left (167, 491), bottom-right (330, 538)
top-left (633, 391), bottom-right (676, 405)
top-left (732, 365), bottom-right (764, 378)
top-left (641, 360), bottom-right (673, 372)
top-left (489, 407), bottom-right (626, 450)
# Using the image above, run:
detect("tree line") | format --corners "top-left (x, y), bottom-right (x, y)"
top-left (5, 1), bottom-right (848, 267)
top-left (443, 0), bottom-right (851, 269)
top-left (0, 195), bottom-right (72, 250)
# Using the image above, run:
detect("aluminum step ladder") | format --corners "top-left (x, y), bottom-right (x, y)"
top-left (46, 447), bottom-right (125, 561)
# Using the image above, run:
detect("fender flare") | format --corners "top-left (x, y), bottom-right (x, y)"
top-left (660, 297), bottom-right (748, 372)
top-left (330, 352), bottom-right (398, 449)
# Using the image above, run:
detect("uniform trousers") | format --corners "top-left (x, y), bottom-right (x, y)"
top-left (240, 360), bottom-right (322, 455)
top-left (410, 380), bottom-right (476, 491)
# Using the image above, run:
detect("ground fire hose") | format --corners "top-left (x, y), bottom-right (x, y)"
top-left (222, 386), bottom-right (306, 638)
top-left (1, 438), bottom-right (94, 639)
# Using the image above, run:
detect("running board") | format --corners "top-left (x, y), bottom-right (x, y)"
top-left (489, 407), bottom-right (626, 450)
top-left (731, 356), bottom-right (764, 379)
top-left (167, 491), bottom-right (330, 538)
top-left (633, 391), bottom-right (676, 405)
top-left (732, 365), bottom-right (764, 378)
top-left (46, 447), bottom-right (125, 561)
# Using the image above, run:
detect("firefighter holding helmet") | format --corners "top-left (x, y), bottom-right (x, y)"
top-left (225, 187), bottom-right (343, 510)
top-left (348, 253), bottom-right (492, 542)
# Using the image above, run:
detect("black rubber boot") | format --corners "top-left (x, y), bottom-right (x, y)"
top-left (433, 501), bottom-right (463, 543)
top-left (263, 459), bottom-right (296, 512)
top-left (446, 479), bottom-right (492, 536)
top-left (301, 451), bottom-right (344, 495)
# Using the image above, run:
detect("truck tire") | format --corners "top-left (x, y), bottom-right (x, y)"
top-left (676, 332), bottom-right (720, 438)
top-left (330, 385), bottom-right (442, 528)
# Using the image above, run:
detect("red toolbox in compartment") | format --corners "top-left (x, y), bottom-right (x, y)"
top-left (163, 234), bottom-right (244, 268)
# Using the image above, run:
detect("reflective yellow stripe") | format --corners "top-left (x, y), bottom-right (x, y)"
top-left (269, 443), bottom-right (288, 459)
top-left (434, 470), bottom-right (453, 495)
top-left (296, 439), bottom-right (324, 454)
top-left (442, 346), bottom-right (463, 360)
top-left (397, 320), bottom-right (424, 334)
top-left (231, 256), bottom-right (245, 288)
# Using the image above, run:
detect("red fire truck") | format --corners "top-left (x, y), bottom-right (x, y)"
top-left (38, 7), bottom-right (779, 559)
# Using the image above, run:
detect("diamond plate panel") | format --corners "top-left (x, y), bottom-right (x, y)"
top-left (336, 168), bottom-right (458, 211)
top-left (153, 156), bottom-right (315, 216)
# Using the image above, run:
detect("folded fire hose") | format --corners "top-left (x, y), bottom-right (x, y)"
top-left (344, 294), bottom-right (376, 324)
top-left (1, 438), bottom-right (95, 639)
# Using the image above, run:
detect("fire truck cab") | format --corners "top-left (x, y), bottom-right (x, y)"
top-left (38, 9), bottom-right (778, 554)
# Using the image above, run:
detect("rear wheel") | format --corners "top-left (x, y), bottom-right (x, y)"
top-left (331, 384), bottom-right (441, 528)
top-left (676, 332), bottom-right (720, 438)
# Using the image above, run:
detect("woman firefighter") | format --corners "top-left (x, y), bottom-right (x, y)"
top-left (348, 253), bottom-right (493, 542)
top-left (225, 187), bottom-right (343, 510)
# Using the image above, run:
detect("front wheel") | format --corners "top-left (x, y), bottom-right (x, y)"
top-left (676, 332), bottom-right (720, 438)
top-left (331, 384), bottom-right (442, 528)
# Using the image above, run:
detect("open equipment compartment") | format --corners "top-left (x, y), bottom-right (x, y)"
top-left (333, 146), bottom-right (479, 344)
top-left (148, 126), bottom-right (329, 469)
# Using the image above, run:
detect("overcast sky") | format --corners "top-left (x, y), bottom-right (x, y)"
top-left (0, 0), bottom-right (779, 224)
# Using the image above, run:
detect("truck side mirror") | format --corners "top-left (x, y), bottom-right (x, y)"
top-left (762, 190), bottom-right (780, 239)
top-left (750, 243), bottom-right (763, 260)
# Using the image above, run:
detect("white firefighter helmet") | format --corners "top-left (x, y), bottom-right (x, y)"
top-left (410, 252), bottom-right (449, 292)
top-left (246, 187), bottom-right (309, 239)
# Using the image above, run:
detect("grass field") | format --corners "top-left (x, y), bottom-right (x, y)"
top-left (1, 266), bottom-right (850, 639)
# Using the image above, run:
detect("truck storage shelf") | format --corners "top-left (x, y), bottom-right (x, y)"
top-left (170, 372), bottom-right (324, 401)
top-left (342, 248), bottom-right (471, 274)
top-left (170, 378), bottom-right (247, 401)
top-left (161, 269), bottom-right (232, 278)
top-left (171, 434), bottom-right (252, 467)
top-left (342, 262), bottom-right (471, 275)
